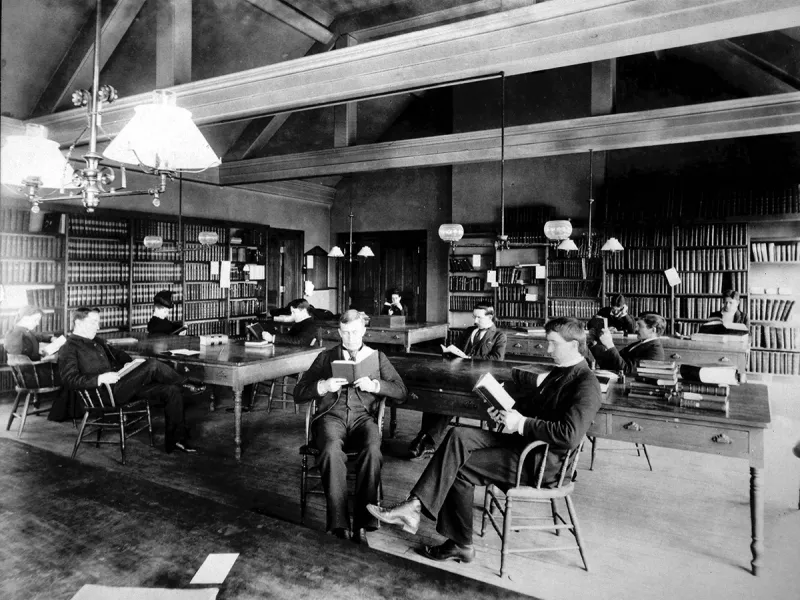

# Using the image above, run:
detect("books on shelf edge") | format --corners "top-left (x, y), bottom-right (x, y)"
top-left (331, 350), bottom-right (380, 383)
top-left (441, 344), bottom-right (469, 359)
top-left (679, 364), bottom-right (740, 385)
top-left (473, 372), bottom-right (516, 412)
top-left (117, 358), bottom-right (146, 379)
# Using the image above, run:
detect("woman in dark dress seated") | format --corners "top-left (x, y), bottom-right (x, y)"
top-left (589, 312), bottom-right (666, 373)
top-left (4, 306), bottom-right (58, 361)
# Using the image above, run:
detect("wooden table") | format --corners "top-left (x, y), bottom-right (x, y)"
top-left (387, 354), bottom-right (771, 576)
top-left (316, 322), bottom-right (448, 353)
top-left (120, 336), bottom-right (325, 460)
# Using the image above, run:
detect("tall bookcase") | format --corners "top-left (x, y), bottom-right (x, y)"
top-left (494, 244), bottom-right (548, 330)
top-left (547, 240), bottom-right (602, 322)
top-left (446, 234), bottom-right (495, 344)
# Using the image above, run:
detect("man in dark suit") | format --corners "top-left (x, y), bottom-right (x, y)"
top-left (367, 317), bottom-right (602, 563)
top-left (408, 304), bottom-right (507, 459)
top-left (589, 312), bottom-right (666, 372)
top-left (262, 298), bottom-right (318, 346)
top-left (294, 310), bottom-right (407, 544)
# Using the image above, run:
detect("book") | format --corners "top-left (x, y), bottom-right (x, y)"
top-left (677, 381), bottom-right (729, 396)
top-left (594, 369), bottom-right (619, 393)
top-left (634, 375), bottom-right (679, 387)
top-left (42, 335), bottom-right (66, 356)
top-left (472, 372), bottom-right (516, 412)
top-left (697, 320), bottom-right (749, 335)
top-left (116, 358), bottom-right (145, 379)
top-left (638, 359), bottom-right (677, 370)
top-left (679, 391), bottom-right (728, 403)
top-left (679, 364), bottom-right (740, 386)
top-left (246, 322), bottom-right (265, 341)
top-left (244, 340), bottom-right (273, 348)
top-left (441, 344), bottom-right (469, 359)
top-left (171, 324), bottom-right (188, 335)
top-left (331, 350), bottom-right (380, 383)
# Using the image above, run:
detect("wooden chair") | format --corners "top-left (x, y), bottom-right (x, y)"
top-left (251, 373), bottom-right (303, 413)
top-left (71, 383), bottom-right (153, 465)
top-left (480, 440), bottom-right (589, 577)
top-left (6, 354), bottom-right (61, 438)
top-left (299, 397), bottom-right (385, 524)
top-left (588, 436), bottom-right (652, 471)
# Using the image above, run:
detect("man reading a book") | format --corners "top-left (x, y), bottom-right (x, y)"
top-left (590, 312), bottom-right (666, 373)
top-left (367, 317), bottom-right (601, 563)
top-left (4, 305), bottom-right (60, 361)
top-left (407, 304), bottom-right (507, 459)
top-left (147, 290), bottom-right (186, 336)
top-left (59, 307), bottom-right (205, 454)
top-left (294, 310), bottom-right (407, 544)
top-left (262, 298), bottom-right (318, 346)
top-left (707, 289), bottom-right (750, 328)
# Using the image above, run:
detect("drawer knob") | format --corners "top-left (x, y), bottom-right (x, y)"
top-left (623, 421), bottom-right (643, 432)
top-left (324, 329), bottom-right (332, 335)
top-left (534, 344), bottom-right (543, 349)
top-left (718, 356), bottom-right (731, 363)
top-left (670, 353), bottom-right (681, 360)
top-left (513, 343), bottom-right (522, 348)
top-left (365, 333), bottom-right (371, 337)
top-left (393, 335), bottom-right (400, 340)
top-left (712, 433), bottom-right (732, 444)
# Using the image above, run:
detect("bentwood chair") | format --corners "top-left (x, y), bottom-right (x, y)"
top-left (299, 397), bottom-right (385, 524)
top-left (6, 354), bottom-right (61, 438)
top-left (588, 436), bottom-right (652, 471)
top-left (72, 383), bottom-right (153, 465)
top-left (481, 440), bottom-right (589, 577)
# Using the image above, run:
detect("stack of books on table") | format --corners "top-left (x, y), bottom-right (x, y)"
top-left (666, 364), bottom-right (740, 414)
top-left (628, 360), bottom-right (679, 401)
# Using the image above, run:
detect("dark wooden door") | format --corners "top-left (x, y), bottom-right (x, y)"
top-left (267, 229), bottom-right (304, 310)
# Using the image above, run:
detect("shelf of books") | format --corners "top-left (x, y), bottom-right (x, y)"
top-left (226, 226), bottom-right (268, 337)
top-left (183, 222), bottom-right (229, 336)
top-left (494, 244), bottom-right (548, 330)
top-left (547, 240), bottom-right (602, 321)
top-left (446, 234), bottom-right (495, 343)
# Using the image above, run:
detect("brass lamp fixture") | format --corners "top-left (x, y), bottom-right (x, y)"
top-left (0, 0), bottom-right (220, 214)
top-left (328, 188), bottom-right (373, 262)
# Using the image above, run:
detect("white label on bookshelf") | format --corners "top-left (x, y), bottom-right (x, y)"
top-left (220, 261), bottom-right (231, 288)
top-left (535, 265), bottom-right (546, 280)
top-left (472, 254), bottom-right (482, 268)
top-left (525, 293), bottom-right (538, 302)
top-left (211, 261), bottom-right (220, 277)
top-left (486, 270), bottom-right (497, 284)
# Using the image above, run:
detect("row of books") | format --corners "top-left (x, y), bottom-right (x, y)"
top-left (449, 295), bottom-right (493, 311)
top-left (132, 283), bottom-right (181, 304)
top-left (548, 299), bottom-right (600, 319)
top-left (0, 208), bottom-right (36, 233)
top-left (449, 256), bottom-right (485, 272)
top-left (609, 295), bottom-right (672, 316)
top-left (507, 233), bottom-right (549, 244)
top-left (0, 233), bottom-right (63, 259)
top-left (495, 318), bottom-right (545, 329)
top-left (230, 298), bottom-right (263, 316)
top-left (231, 247), bottom-right (262, 263)
top-left (68, 284), bottom-right (128, 307)
top-left (750, 241), bottom-right (799, 263)
top-left (229, 282), bottom-right (261, 299)
top-left (547, 280), bottom-right (600, 298)
top-left (67, 262), bottom-right (128, 283)
top-left (748, 350), bottom-right (800, 375)
top-left (184, 224), bottom-right (228, 244)
top-left (675, 223), bottom-right (747, 247)
top-left (676, 298), bottom-right (725, 320)
top-left (132, 263), bottom-right (182, 282)
top-left (497, 286), bottom-right (536, 302)
top-left (604, 227), bottom-right (671, 247)
top-left (605, 248), bottom-right (671, 271)
top-left (134, 245), bottom-right (182, 262)
top-left (0, 311), bottom-right (62, 336)
top-left (27, 287), bottom-right (63, 309)
top-left (678, 271), bottom-right (748, 295)
top-left (69, 216), bottom-right (127, 238)
top-left (184, 243), bottom-right (229, 261)
top-left (185, 262), bottom-right (218, 281)
top-left (547, 258), bottom-right (601, 279)
top-left (68, 238), bottom-right (128, 260)
top-left (184, 300), bottom-right (226, 321)
top-left (188, 320), bottom-right (228, 335)
top-left (95, 306), bottom-right (128, 329)
top-left (449, 275), bottom-right (486, 292)
top-left (185, 283), bottom-right (226, 301)
top-left (131, 304), bottom-right (183, 325)
top-left (606, 273), bottom-right (669, 295)
top-left (2, 260), bottom-right (64, 284)
top-left (674, 248), bottom-right (749, 272)
top-left (748, 298), bottom-right (795, 322)
top-left (496, 301), bottom-right (546, 319)
top-left (232, 228), bottom-right (268, 248)
top-left (749, 325), bottom-right (798, 350)
top-left (135, 220), bottom-right (179, 240)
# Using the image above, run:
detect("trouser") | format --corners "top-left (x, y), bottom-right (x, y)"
top-left (411, 427), bottom-right (530, 545)
top-left (112, 358), bottom-right (187, 441)
top-left (313, 409), bottom-right (382, 532)
top-left (419, 412), bottom-right (454, 445)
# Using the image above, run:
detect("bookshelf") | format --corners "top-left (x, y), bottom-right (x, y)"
top-left (547, 240), bottom-right (602, 321)
top-left (227, 226), bottom-right (268, 337)
top-left (446, 233), bottom-right (495, 343)
top-left (131, 218), bottom-right (183, 331)
top-left (494, 244), bottom-right (548, 330)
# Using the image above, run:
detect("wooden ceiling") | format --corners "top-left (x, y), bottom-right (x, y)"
top-left (2, 0), bottom-right (799, 188)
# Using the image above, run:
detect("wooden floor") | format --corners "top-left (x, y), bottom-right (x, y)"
top-left (1, 381), bottom-right (798, 600)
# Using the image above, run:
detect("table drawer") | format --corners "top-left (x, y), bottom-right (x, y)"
top-left (507, 339), bottom-right (549, 357)
top-left (362, 330), bottom-right (407, 346)
top-left (664, 348), bottom-right (746, 371)
top-left (609, 414), bottom-right (750, 458)
top-left (406, 387), bottom-right (484, 419)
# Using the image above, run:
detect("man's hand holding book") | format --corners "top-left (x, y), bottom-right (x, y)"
top-left (487, 406), bottom-right (526, 435)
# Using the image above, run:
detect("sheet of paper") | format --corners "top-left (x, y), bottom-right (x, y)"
top-left (247, 264), bottom-right (265, 280)
top-left (210, 261), bottom-right (220, 277)
top-left (169, 349), bottom-right (201, 356)
top-left (472, 254), bottom-right (482, 268)
top-left (220, 261), bottom-right (231, 288)
top-left (486, 270), bottom-right (497, 284)
top-left (664, 268), bottom-right (681, 287)
top-left (190, 553), bottom-right (239, 585)
top-left (535, 265), bottom-right (546, 279)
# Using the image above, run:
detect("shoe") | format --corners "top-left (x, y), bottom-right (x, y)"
top-left (331, 528), bottom-right (348, 540)
top-left (351, 528), bottom-right (369, 546)
top-left (408, 432), bottom-right (435, 460)
top-left (166, 440), bottom-right (198, 454)
top-left (182, 381), bottom-right (207, 395)
top-left (366, 498), bottom-right (421, 534)
top-left (419, 539), bottom-right (475, 563)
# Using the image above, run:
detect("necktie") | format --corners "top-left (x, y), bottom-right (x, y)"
top-left (347, 349), bottom-right (359, 362)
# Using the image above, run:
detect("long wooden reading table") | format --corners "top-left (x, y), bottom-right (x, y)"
top-left (387, 355), bottom-right (771, 576)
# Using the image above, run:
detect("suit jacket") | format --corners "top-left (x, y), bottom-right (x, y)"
top-left (294, 344), bottom-right (407, 421)
top-left (274, 317), bottom-right (318, 346)
top-left (594, 306), bottom-right (637, 334)
top-left (58, 334), bottom-right (132, 390)
top-left (4, 326), bottom-right (50, 361)
top-left (458, 325), bottom-right (507, 360)
top-left (590, 337), bottom-right (664, 373)
top-left (381, 302), bottom-right (407, 316)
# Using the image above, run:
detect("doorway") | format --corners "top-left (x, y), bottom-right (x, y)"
top-left (267, 228), bottom-right (304, 311)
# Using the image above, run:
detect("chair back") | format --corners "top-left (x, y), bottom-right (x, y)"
top-left (515, 439), bottom-right (585, 489)
top-left (77, 384), bottom-right (117, 410)
top-left (7, 354), bottom-right (61, 391)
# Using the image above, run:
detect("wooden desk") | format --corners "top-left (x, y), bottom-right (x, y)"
top-left (388, 355), bottom-right (770, 576)
top-left (121, 336), bottom-right (325, 460)
top-left (316, 322), bottom-right (448, 353)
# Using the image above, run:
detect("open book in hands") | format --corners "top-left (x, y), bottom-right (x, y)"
top-left (116, 358), bottom-right (146, 379)
top-left (331, 350), bottom-right (380, 384)
top-left (42, 335), bottom-right (66, 356)
top-left (441, 344), bottom-right (469, 359)
top-left (472, 372), bottom-right (516, 412)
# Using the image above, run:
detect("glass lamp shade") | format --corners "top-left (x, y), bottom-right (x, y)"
top-left (104, 90), bottom-right (221, 171)
top-left (328, 246), bottom-right (345, 258)
top-left (438, 223), bottom-right (464, 243)
top-left (0, 124), bottom-right (74, 189)
top-left (198, 231), bottom-right (219, 246)
top-left (601, 237), bottom-right (624, 252)
top-left (357, 245), bottom-right (375, 258)
top-left (557, 238), bottom-right (579, 251)
top-left (543, 220), bottom-right (573, 241)
top-left (143, 235), bottom-right (163, 249)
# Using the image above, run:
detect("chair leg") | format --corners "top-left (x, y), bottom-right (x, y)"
top-left (72, 412), bottom-right (90, 459)
top-left (267, 380), bottom-right (277, 414)
top-left (635, 442), bottom-right (642, 456)
top-left (480, 487), bottom-right (491, 537)
top-left (499, 496), bottom-right (513, 577)
top-left (565, 495), bottom-right (589, 571)
top-left (96, 416), bottom-right (104, 447)
top-left (641, 444), bottom-right (653, 471)
top-left (16, 393), bottom-right (33, 438)
top-left (6, 391), bottom-right (23, 431)
top-left (551, 498), bottom-right (561, 536)
top-left (119, 408), bottom-right (126, 465)
top-left (589, 436), bottom-right (597, 471)
top-left (145, 402), bottom-right (154, 447)
top-left (281, 375), bottom-right (291, 409)
top-left (300, 454), bottom-right (308, 524)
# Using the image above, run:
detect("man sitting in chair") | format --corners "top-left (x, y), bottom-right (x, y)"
top-left (262, 298), bottom-right (318, 346)
top-left (58, 307), bottom-right (206, 454)
top-left (367, 317), bottom-right (601, 563)
top-left (294, 310), bottom-right (407, 544)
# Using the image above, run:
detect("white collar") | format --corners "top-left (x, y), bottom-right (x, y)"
top-left (554, 355), bottom-right (585, 368)
top-left (342, 345), bottom-right (374, 361)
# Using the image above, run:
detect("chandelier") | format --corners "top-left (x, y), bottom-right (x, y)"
top-left (0, 0), bottom-right (220, 214)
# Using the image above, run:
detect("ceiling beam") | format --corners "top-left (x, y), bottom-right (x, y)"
top-left (34, 0), bottom-right (800, 146)
top-left (216, 93), bottom-right (800, 183)
top-left (244, 0), bottom-right (333, 44)
top-left (156, 0), bottom-right (192, 88)
top-left (32, 0), bottom-right (147, 117)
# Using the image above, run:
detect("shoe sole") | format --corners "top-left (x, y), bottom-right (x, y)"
top-left (418, 547), bottom-right (475, 563)
top-left (366, 505), bottom-right (419, 535)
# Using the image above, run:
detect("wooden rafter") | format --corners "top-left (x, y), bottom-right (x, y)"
top-left (244, 0), bottom-right (333, 44)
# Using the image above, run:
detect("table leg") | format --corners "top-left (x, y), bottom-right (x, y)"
top-left (750, 466), bottom-right (764, 576)
top-left (234, 388), bottom-right (243, 461)
top-left (390, 406), bottom-right (397, 438)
